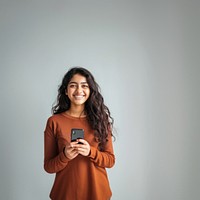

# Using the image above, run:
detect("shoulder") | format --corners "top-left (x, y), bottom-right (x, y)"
top-left (46, 113), bottom-right (66, 125)
top-left (45, 113), bottom-right (67, 132)
top-left (47, 113), bottom-right (65, 122)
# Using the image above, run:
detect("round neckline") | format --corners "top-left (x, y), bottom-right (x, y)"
top-left (61, 112), bottom-right (87, 120)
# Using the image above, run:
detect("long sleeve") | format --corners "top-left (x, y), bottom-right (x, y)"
top-left (44, 118), bottom-right (70, 173)
top-left (88, 133), bottom-right (115, 168)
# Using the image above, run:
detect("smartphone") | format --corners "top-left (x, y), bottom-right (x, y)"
top-left (71, 128), bottom-right (84, 144)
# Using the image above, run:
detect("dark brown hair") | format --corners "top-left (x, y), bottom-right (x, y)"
top-left (52, 67), bottom-right (114, 151)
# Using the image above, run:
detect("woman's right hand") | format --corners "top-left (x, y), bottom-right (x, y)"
top-left (64, 142), bottom-right (79, 160)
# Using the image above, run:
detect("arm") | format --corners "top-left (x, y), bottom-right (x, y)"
top-left (44, 118), bottom-right (70, 173)
top-left (74, 133), bottom-right (115, 168)
top-left (88, 134), bottom-right (115, 168)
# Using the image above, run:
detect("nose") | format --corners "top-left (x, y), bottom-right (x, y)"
top-left (76, 85), bottom-right (82, 93)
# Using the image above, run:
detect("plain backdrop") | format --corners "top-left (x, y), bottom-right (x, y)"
top-left (0, 0), bottom-right (200, 200)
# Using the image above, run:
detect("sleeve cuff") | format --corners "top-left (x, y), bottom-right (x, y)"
top-left (88, 146), bottom-right (96, 159)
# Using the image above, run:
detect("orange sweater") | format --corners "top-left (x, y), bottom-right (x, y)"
top-left (44, 113), bottom-right (115, 200)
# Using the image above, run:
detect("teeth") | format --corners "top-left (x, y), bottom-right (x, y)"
top-left (74, 95), bottom-right (84, 99)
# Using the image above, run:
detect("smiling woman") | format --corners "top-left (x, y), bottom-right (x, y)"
top-left (66, 74), bottom-right (90, 109)
top-left (44, 67), bottom-right (115, 200)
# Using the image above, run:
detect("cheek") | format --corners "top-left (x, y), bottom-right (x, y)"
top-left (87, 90), bottom-right (91, 97)
top-left (66, 88), bottom-right (73, 95)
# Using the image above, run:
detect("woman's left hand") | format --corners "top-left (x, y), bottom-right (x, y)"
top-left (73, 139), bottom-right (91, 156)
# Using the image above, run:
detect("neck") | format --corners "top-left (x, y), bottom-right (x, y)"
top-left (66, 105), bottom-right (86, 118)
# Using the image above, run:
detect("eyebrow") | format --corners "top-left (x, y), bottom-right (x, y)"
top-left (69, 81), bottom-right (88, 84)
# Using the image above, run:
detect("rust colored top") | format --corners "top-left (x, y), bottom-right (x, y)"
top-left (44, 113), bottom-right (115, 200)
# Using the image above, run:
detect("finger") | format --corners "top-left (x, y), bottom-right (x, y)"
top-left (68, 149), bottom-right (79, 159)
top-left (77, 139), bottom-right (86, 144)
top-left (70, 141), bottom-right (78, 148)
top-left (71, 150), bottom-right (79, 157)
top-left (76, 145), bottom-right (90, 152)
top-left (77, 148), bottom-right (90, 156)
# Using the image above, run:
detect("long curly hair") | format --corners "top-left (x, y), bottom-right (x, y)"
top-left (52, 67), bottom-right (114, 151)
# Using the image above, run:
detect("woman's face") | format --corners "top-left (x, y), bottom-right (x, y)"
top-left (66, 74), bottom-right (90, 107)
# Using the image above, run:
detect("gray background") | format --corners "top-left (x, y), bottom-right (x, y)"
top-left (0, 0), bottom-right (200, 200)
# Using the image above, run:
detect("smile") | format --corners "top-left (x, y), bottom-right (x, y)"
top-left (74, 95), bottom-right (85, 100)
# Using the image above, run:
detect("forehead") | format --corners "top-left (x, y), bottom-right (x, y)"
top-left (69, 74), bottom-right (87, 83)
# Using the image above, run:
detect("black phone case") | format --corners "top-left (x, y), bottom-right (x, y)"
top-left (71, 128), bottom-right (84, 142)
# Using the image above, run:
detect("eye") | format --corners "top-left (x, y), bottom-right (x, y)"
top-left (69, 84), bottom-right (77, 88)
top-left (82, 84), bottom-right (89, 88)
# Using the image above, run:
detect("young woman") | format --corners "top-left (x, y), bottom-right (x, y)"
top-left (44, 67), bottom-right (115, 200)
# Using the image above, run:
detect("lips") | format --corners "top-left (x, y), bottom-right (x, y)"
top-left (74, 95), bottom-right (85, 100)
